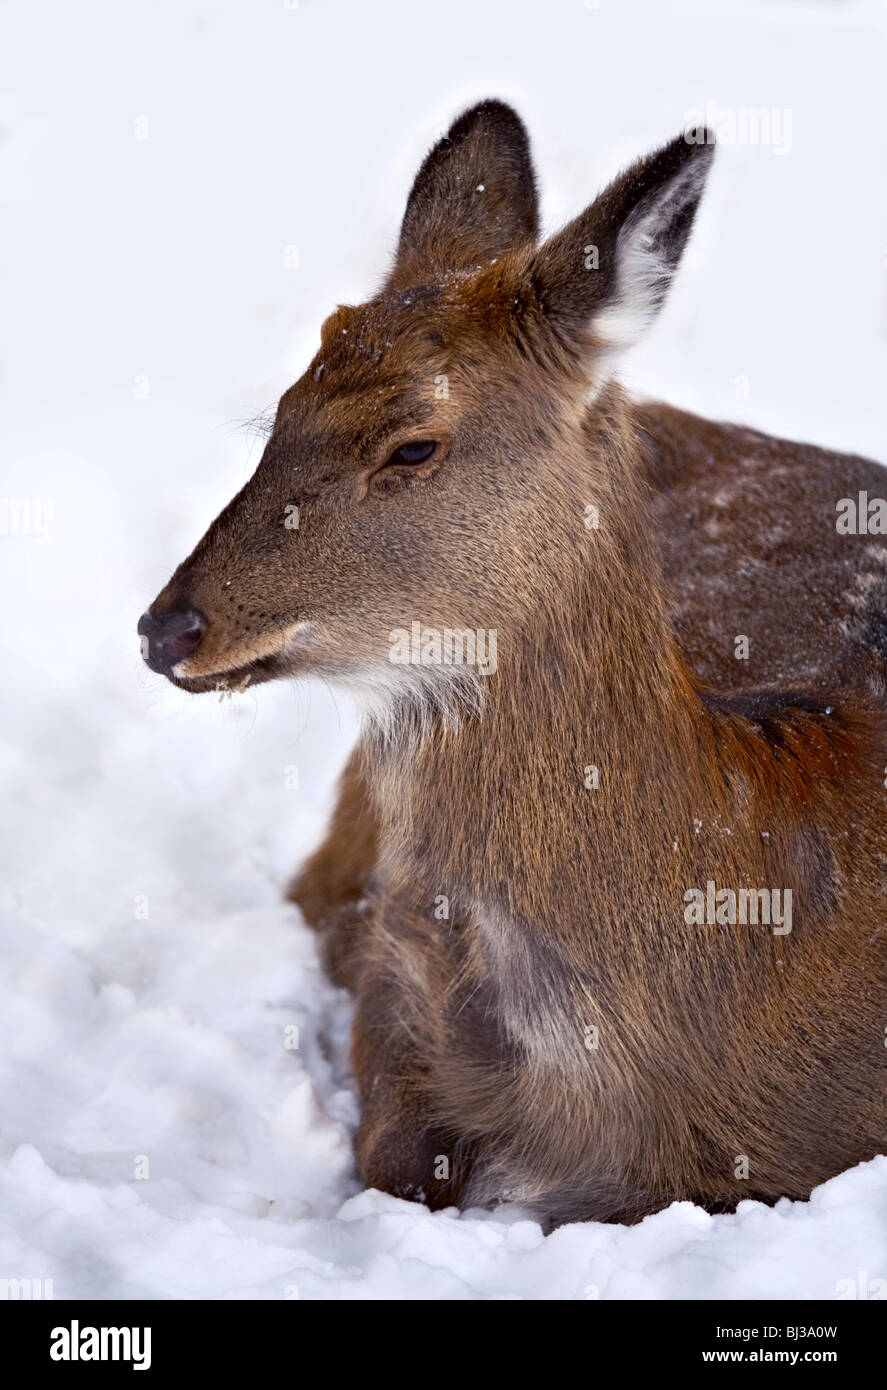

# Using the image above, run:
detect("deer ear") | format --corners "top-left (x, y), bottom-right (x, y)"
top-left (530, 130), bottom-right (715, 360)
top-left (387, 100), bottom-right (539, 288)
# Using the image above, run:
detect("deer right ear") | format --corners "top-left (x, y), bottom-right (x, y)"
top-left (387, 100), bottom-right (539, 289)
top-left (529, 130), bottom-right (715, 363)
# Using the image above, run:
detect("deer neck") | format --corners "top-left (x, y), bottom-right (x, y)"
top-left (363, 396), bottom-right (708, 924)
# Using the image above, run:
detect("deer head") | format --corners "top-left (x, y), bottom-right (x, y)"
top-left (138, 101), bottom-right (714, 715)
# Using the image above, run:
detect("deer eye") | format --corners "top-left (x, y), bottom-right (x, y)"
top-left (386, 440), bottom-right (437, 467)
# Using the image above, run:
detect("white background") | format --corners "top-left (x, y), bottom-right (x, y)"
top-left (1, 0), bottom-right (886, 1298)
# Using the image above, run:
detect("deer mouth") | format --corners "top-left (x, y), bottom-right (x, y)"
top-left (167, 651), bottom-right (287, 696)
top-left (160, 618), bottom-right (321, 695)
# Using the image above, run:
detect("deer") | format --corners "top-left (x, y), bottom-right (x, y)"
top-left (138, 101), bottom-right (887, 1227)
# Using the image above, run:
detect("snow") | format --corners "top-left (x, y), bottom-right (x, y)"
top-left (2, 0), bottom-right (887, 1299)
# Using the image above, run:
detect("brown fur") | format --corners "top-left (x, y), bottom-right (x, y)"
top-left (141, 102), bottom-right (887, 1227)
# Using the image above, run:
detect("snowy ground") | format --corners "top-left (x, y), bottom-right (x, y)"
top-left (1, 0), bottom-right (887, 1299)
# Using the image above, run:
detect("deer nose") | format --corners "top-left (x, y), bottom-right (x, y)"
top-left (138, 606), bottom-right (208, 675)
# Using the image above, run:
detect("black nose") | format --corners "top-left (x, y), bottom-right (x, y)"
top-left (138, 606), bottom-right (208, 675)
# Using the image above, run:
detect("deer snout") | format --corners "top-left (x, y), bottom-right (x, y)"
top-left (138, 605), bottom-right (208, 675)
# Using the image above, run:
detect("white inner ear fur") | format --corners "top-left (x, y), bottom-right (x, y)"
top-left (592, 154), bottom-right (709, 357)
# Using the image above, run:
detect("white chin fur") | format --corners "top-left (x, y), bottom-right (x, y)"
top-left (331, 661), bottom-right (485, 746)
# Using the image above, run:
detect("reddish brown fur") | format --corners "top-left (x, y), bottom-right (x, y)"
top-left (141, 103), bottom-right (887, 1227)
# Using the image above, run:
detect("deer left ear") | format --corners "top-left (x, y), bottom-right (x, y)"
top-left (530, 129), bottom-right (715, 359)
top-left (387, 99), bottom-right (539, 289)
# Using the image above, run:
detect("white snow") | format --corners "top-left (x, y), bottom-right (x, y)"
top-left (1, 0), bottom-right (886, 1299)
